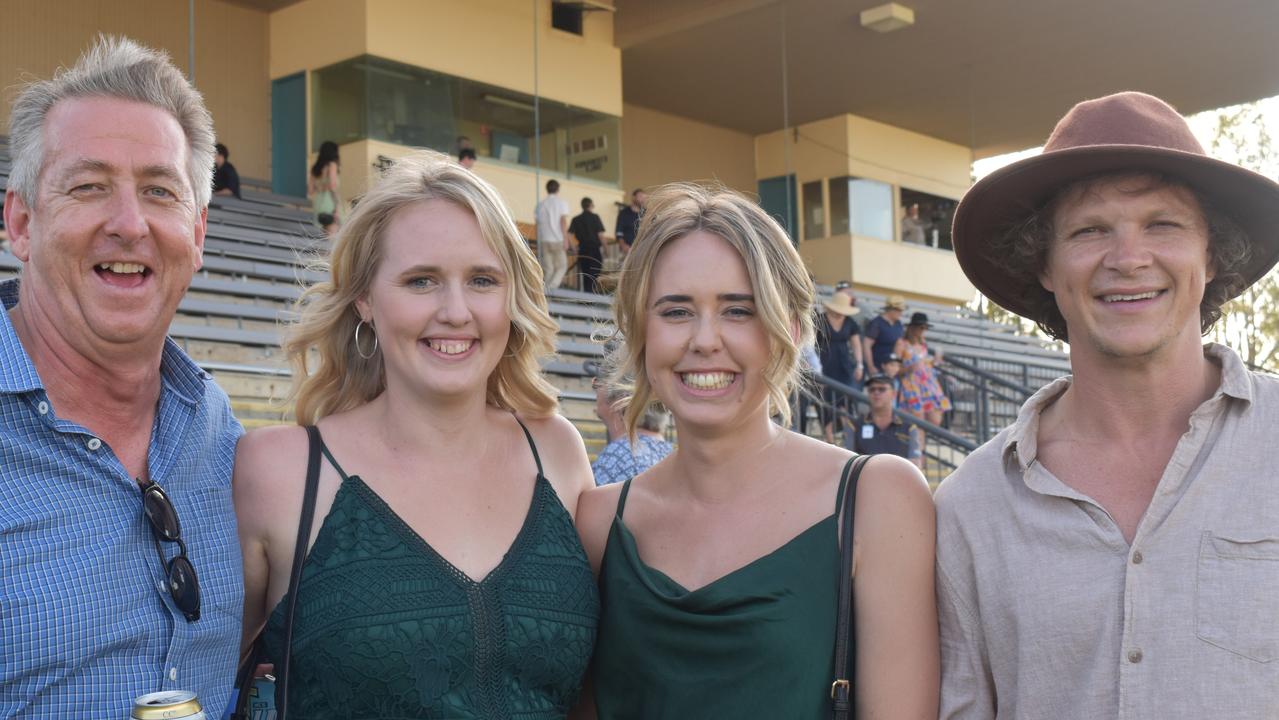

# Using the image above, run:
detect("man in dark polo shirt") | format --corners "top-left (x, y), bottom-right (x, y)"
top-left (614, 188), bottom-right (646, 254)
top-left (212, 142), bottom-right (240, 198)
top-left (845, 374), bottom-right (922, 468)
top-left (568, 196), bottom-right (606, 293)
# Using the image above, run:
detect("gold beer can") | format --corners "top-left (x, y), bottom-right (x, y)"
top-left (131, 690), bottom-right (207, 720)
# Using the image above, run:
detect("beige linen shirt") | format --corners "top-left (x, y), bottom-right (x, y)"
top-left (936, 344), bottom-right (1279, 720)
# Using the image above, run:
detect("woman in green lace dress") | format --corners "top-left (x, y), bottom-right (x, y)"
top-left (235, 152), bottom-right (599, 718)
top-left (576, 184), bottom-right (939, 719)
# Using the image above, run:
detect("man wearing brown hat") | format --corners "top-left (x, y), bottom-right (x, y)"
top-left (936, 91), bottom-right (1279, 719)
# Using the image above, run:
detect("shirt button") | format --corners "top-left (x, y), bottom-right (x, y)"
top-left (37, 401), bottom-right (49, 415)
top-left (86, 437), bottom-right (102, 451)
top-left (1128, 649), bottom-right (1143, 664)
top-left (158, 580), bottom-right (168, 594)
top-left (169, 667), bottom-right (178, 681)
top-left (1132, 551), bottom-right (1144, 565)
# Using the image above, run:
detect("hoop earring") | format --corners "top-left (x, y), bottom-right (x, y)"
top-left (354, 320), bottom-right (379, 360)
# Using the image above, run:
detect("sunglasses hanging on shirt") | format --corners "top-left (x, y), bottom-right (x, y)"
top-left (140, 480), bottom-right (202, 622)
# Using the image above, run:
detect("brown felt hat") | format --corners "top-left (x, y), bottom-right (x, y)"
top-left (952, 91), bottom-right (1279, 321)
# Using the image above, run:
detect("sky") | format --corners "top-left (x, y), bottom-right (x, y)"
top-left (972, 94), bottom-right (1279, 181)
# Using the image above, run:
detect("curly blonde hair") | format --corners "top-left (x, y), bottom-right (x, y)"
top-left (287, 151), bottom-right (560, 424)
top-left (610, 183), bottom-right (814, 436)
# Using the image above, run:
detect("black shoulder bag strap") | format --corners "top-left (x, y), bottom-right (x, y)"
top-left (831, 454), bottom-right (870, 720)
top-left (273, 424), bottom-right (324, 719)
top-left (232, 425), bottom-right (322, 720)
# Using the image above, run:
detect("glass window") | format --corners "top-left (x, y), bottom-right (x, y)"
top-left (310, 56), bottom-right (621, 186)
top-left (829, 177), bottom-right (850, 236)
top-left (552, 3), bottom-right (584, 34)
top-left (802, 180), bottom-right (825, 240)
top-left (901, 188), bottom-right (957, 250)
top-left (311, 60), bottom-right (367, 147)
top-left (830, 176), bottom-right (893, 242)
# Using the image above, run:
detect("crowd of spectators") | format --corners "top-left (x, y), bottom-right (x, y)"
top-left (807, 285), bottom-right (949, 466)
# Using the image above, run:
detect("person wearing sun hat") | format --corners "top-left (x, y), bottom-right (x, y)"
top-left (935, 91), bottom-right (1279, 719)
top-left (815, 289), bottom-right (865, 441)
top-left (863, 294), bottom-right (907, 375)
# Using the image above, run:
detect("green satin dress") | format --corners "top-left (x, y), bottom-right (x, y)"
top-left (591, 464), bottom-right (854, 719)
top-left (261, 422), bottom-right (599, 719)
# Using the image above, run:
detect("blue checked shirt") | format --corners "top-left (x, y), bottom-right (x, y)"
top-left (591, 434), bottom-right (673, 486)
top-left (0, 279), bottom-right (244, 719)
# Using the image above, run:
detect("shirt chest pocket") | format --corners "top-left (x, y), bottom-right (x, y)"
top-left (1196, 532), bottom-right (1279, 663)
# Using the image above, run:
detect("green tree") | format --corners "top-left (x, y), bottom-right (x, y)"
top-left (1202, 103), bottom-right (1279, 371)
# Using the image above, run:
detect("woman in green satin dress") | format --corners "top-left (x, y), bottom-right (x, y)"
top-left (575, 184), bottom-right (939, 719)
top-left (235, 152), bottom-right (598, 718)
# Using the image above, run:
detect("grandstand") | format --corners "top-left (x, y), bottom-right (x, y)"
top-left (0, 140), bottom-right (1070, 467)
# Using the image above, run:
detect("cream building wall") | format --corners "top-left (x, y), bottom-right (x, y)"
top-left (365, 0), bottom-right (621, 117)
top-left (268, 0), bottom-right (624, 133)
top-left (757, 113), bottom-right (976, 304)
top-left (1, 0), bottom-right (271, 180)
top-left (620, 103), bottom-right (755, 193)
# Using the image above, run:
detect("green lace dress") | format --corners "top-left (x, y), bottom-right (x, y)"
top-left (261, 422), bottom-right (599, 718)
top-left (591, 466), bottom-right (855, 719)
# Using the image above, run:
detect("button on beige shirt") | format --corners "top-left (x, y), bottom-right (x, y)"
top-left (936, 344), bottom-right (1279, 720)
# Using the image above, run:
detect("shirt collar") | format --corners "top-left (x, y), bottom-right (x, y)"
top-left (863, 412), bottom-right (903, 428)
top-left (1002, 343), bottom-right (1255, 473)
top-left (0, 279), bottom-right (44, 394)
top-left (0, 278), bottom-right (209, 404)
top-left (1205, 342), bottom-right (1253, 404)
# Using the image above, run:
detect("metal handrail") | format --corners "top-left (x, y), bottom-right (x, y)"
top-left (939, 366), bottom-right (1027, 407)
top-left (941, 355), bottom-right (1039, 398)
top-left (795, 374), bottom-right (976, 474)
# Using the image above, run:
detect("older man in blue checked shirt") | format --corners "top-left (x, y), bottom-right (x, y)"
top-left (0, 37), bottom-right (242, 718)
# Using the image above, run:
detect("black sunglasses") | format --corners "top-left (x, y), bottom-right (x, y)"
top-left (140, 481), bottom-right (201, 622)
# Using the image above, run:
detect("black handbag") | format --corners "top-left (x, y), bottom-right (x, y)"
top-left (831, 454), bottom-right (869, 720)
top-left (232, 425), bottom-right (324, 720)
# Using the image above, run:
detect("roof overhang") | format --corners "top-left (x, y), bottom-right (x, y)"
top-left (616, 0), bottom-right (1279, 158)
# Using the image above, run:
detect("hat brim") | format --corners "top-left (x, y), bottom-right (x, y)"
top-left (953, 144), bottom-right (1279, 321)
top-left (823, 302), bottom-right (861, 317)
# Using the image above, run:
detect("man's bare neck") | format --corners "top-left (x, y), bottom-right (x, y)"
top-left (8, 304), bottom-right (164, 421)
top-left (1049, 341), bottom-right (1220, 444)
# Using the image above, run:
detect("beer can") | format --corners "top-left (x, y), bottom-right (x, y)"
top-left (131, 690), bottom-right (207, 720)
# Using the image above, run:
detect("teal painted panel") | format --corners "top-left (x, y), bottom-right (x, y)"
top-left (757, 174), bottom-right (797, 243)
top-left (271, 73), bottom-right (307, 198)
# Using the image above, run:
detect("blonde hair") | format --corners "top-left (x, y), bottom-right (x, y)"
top-left (611, 183), bottom-right (814, 436)
top-left (287, 151), bottom-right (560, 424)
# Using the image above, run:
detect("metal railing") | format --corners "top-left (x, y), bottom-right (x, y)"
top-left (938, 356), bottom-right (1036, 444)
top-left (793, 374), bottom-right (976, 475)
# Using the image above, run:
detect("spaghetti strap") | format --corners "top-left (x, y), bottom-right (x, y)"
top-left (513, 416), bottom-right (545, 477)
top-left (313, 426), bottom-right (352, 481)
top-left (615, 478), bottom-right (634, 519)
top-left (834, 455), bottom-right (857, 514)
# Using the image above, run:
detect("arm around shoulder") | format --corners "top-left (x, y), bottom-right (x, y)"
top-left (852, 454), bottom-right (938, 720)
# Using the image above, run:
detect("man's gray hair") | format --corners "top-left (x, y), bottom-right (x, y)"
top-left (7, 35), bottom-right (215, 209)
